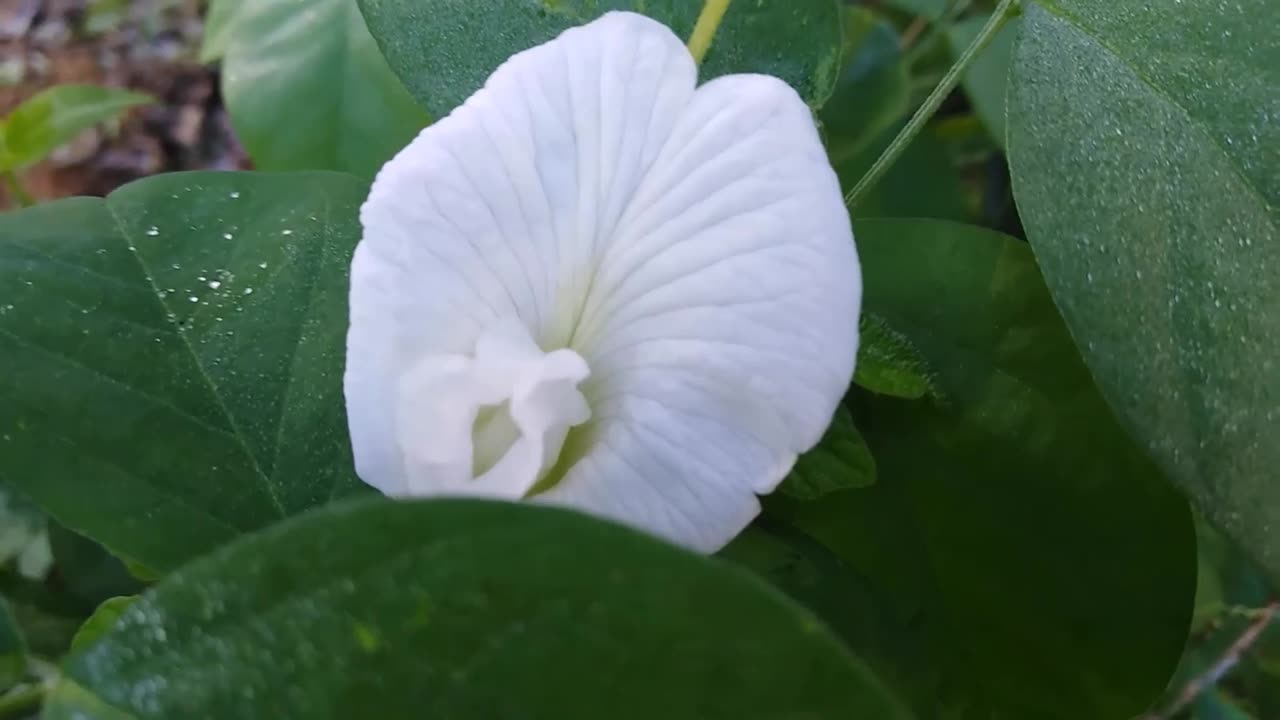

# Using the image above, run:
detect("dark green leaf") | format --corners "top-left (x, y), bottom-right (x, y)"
top-left (838, 122), bottom-right (972, 221)
top-left (120, 560), bottom-right (159, 584)
top-left (773, 218), bottom-right (1197, 718)
top-left (778, 406), bottom-right (875, 500)
top-left (0, 85), bottom-right (151, 171)
top-left (0, 570), bottom-right (84, 624)
top-left (0, 171), bottom-right (371, 574)
top-left (854, 313), bottom-right (934, 399)
top-left (48, 525), bottom-right (144, 613)
top-left (1007, 0), bottom-right (1280, 581)
top-left (358, 0), bottom-right (843, 118)
top-left (219, 0), bottom-right (428, 176)
top-left (720, 522), bottom-right (938, 711)
top-left (946, 13), bottom-right (1019, 147)
top-left (822, 8), bottom-right (910, 161)
top-left (46, 499), bottom-right (910, 719)
top-left (0, 598), bottom-right (24, 689)
top-left (68, 597), bottom-right (134, 655)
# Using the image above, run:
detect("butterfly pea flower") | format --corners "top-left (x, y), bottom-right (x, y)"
top-left (345, 11), bottom-right (860, 552)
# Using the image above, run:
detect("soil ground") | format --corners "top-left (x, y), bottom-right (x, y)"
top-left (0, 0), bottom-right (245, 209)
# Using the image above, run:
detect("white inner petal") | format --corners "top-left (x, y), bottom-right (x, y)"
top-left (394, 320), bottom-right (591, 499)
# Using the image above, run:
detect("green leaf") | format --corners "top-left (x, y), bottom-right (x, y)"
top-left (1006, 0), bottom-right (1280, 581)
top-left (854, 313), bottom-right (934, 399)
top-left (946, 13), bottom-right (1020, 148)
top-left (0, 599), bottom-right (24, 689)
top-left (719, 522), bottom-right (938, 711)
top-left (48, 525), bottom-right (144, 613)
top-left (772, 219), bottom-right (1197, 718)
top-left (822, 7), bottom-right (910, 162)
top-left (120, 559), bottom-right (160, 584)
top-left (837, 122), bottom-right (972, 221)
top-left (0, 171), bottom-right (371, 574)
top-left (0, 85), bottom-right (151, 171)
top-left (778, 406), bottom-right (875, 500)
top-left (199, 0), bottom-right (237, 63)
top-left (219, 0), bottom-right (428, 176)
top-left (358, 0), bottom-right (843, 118)
top-left (46, 499), bottom-right (910, 719)
top-left (68, 597), bottom-right (134, 655)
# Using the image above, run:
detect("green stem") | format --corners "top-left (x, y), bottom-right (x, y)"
top-left (687, 0), bottom-right (733, 65)
top-left (1147, 601), bottom-right (1279, 720)
top-left (0, 683), bottom-right (46, 719)
top-left (2, 169), bottom-right (31, 209)
top-left (844, 0), bottom-right (1017, 209)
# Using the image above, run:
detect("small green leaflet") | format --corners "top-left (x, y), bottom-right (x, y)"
top-left (69, 597), bottom-right (135, 655)
top-left (854, 313), bottom-right (935, 400)
top-left (0, 85), bottom-right (152, 172)
top-left (779, 406), bottom-right (876, 500)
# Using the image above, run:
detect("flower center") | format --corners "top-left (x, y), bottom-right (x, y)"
top-left (394, 318), bottom-right (591, 498)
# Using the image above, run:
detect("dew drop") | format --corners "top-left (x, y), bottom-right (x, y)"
top-left (146, 226), bottom-right (159, 236)
top-left (208, 281), bottom-right (222, 290)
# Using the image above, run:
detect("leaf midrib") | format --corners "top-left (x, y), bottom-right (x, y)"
top-left (104, 200), bottom-right (288, 520)
top-left (1030, 0), bottom-right (1276, 220)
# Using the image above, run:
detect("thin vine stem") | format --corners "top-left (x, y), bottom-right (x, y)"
top-left (1144, 601), bottom-right (1279, 719)
top-left (844, 0), bottom-right (1017, 209)
top-left (0, 683), bottom-right (47, 719)
top-left (687, 0), bottom-right (733, 65)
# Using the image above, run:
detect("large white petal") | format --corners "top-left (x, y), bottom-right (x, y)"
top-left (348, 11), bottom-right (694, 495)
top-left (347, 11), bottom-right (860, 551)
top-left (537, 72), bottom-right (860, 551)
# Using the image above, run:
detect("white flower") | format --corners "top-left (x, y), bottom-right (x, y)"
top-left (345, 11), bottom-right (860, 552)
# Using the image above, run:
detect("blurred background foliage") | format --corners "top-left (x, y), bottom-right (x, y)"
top-left (0, 0), bottom-right (1274, 717)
